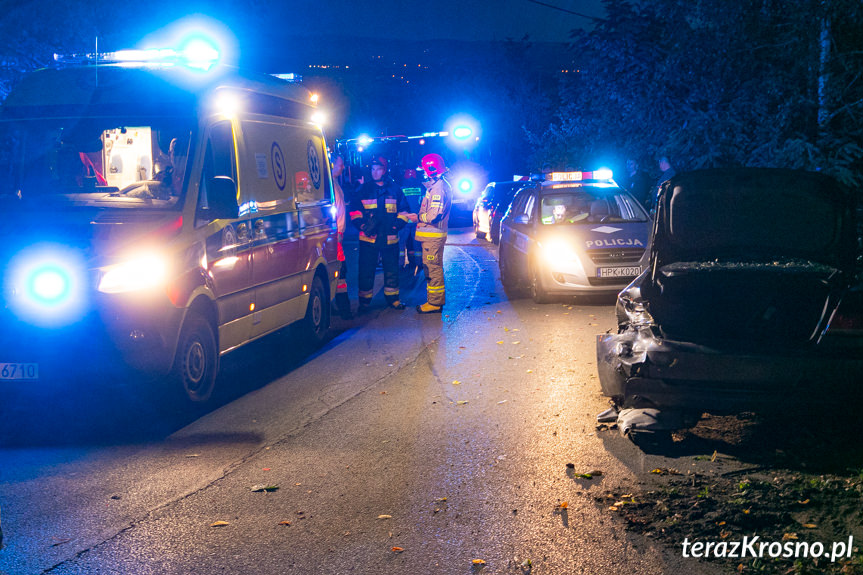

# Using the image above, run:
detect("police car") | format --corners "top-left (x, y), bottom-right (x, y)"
top-left (497, 170), bottom-right (650, 302)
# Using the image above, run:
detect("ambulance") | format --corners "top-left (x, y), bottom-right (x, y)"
top-left (0, 45), bottom-right (340, 402)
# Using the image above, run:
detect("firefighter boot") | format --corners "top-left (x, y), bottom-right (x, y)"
top-left (416, 302), bottom-right (443, 314)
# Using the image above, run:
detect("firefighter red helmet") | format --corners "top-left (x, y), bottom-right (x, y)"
top-left (370, 155), bottom-right (388, 171)
top-left (421, 153), bottom-right (446, 178)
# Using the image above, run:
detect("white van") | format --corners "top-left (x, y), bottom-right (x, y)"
top-left (0, 49), bottom-right (340, 402)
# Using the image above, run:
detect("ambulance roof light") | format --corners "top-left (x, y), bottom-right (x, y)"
top-left (53, 41), bottom-right (220, 70)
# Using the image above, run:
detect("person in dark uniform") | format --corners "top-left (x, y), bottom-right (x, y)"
top-left (349, 155), bottom-right (412, 311)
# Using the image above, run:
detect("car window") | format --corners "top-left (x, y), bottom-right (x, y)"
top-left (524, 193), bottom-right (536, 220)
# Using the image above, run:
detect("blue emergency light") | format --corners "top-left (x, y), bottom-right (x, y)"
top-left (7, 245), bottom-right (88, 327)
top-left (27, 266), bottom-right (71, 305)
top-left (458, 178), bottom-right (473, 193)
top-left (453, 126), bottom-right (473, 140)
top-left (53, 38), bottom-right (220, 71)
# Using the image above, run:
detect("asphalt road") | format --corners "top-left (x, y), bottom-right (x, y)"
top-left (0, 228), bottom-right (727, 575)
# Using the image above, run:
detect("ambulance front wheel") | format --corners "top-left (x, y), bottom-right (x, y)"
top-left (172, 311), bottom-right (218, 403)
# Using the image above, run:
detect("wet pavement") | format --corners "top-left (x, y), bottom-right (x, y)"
top-left (0, 229), bottom-right (727, 574)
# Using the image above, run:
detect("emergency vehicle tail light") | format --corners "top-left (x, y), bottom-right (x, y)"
top-left (825, 291), bottom-right (863, 336)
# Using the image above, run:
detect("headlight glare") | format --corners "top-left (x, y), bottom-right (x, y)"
top-left (541, 239), bottom-right (579, 266)
top-left (98, 254), bottom-right (168, 294)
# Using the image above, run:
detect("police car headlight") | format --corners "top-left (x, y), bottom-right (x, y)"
top-left (98, 254), bottom-right (168, 294)
top-left (540, 239), bottom-right (579, 266)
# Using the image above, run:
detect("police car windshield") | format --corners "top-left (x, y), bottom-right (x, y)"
top-left (540, 189), bottom-right (648, 225)
top-left (0, 117), bottom-right (193, 209)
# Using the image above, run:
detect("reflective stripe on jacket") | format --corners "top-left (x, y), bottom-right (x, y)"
top-left (416, 174), bottom-right (451, 240)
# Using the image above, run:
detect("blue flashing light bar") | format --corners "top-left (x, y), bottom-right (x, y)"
top-left (54, 43), bottom-right (220, 70)
top-left (273, 73), bottom-right (303, 82)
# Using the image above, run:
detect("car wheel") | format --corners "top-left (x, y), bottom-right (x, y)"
top-left (499, 245), bottom-right (516, 288)
top-left (304, 274), bottom-right (330, 346)
top-left (474, 217), bottom-right (486, 240)
top-left (172, 311), bottom-right (218, 403)
top-left (530, 261), bottom-right (551, 304)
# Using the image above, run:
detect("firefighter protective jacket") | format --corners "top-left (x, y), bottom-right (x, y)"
top-left (350, 177), bottom-right (412, 245)
top-left (416, 174), bottom-right (452, 241)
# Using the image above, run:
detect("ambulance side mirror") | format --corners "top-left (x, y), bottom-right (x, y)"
top-left (206, 176), bottom-right (239, 220)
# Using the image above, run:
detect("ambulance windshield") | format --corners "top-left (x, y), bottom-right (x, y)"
top-left (0, 116), bottom-right (194, 209)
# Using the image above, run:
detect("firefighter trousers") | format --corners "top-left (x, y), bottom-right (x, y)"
top-left (358, 241), bottom-right (401, 306)
top-left (421, 239), bottom-right (446, 307)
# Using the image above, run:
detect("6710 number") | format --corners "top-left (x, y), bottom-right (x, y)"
top-left (0, 363), bottom-right (39, 380)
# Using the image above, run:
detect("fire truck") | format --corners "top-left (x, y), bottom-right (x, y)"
top-left (335, 130), bottom-right (488, 223)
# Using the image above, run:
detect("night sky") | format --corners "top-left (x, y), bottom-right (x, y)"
top-left (136, 0), bottom-right (604, 61)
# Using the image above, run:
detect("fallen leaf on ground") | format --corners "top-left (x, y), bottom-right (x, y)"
top-left (250, 484), bottom-right (279, 492)
top-left (452, 380), bottom-right (461, 385)
top-left (496, 341), bottom-right (504, 345)
top-left (783, 533), bottom-right (799, 541)
top-left (435, 497), bottom-right (447, 502)
top-left (802, 523), bottom-right (818, 529)
top-left (391, 546), bottom-right (404, 553)
top-left (497, 400), bottom-right (508, 404)
top-left (377, 515), bottom-right (392, 520)
top-left (557, 501), bottom-right (569, 509)
top-left (472, 559), bottom-right (486, 565)
top-left (278, 521), bottom-right (292, 526)
top-left (526, 369), bottom-right (533, 373)
top-left (456, 400), bottom-right (469, 405)
top-left (211, 521), bottom-right (230, 527)
top-left (512, 341), bottom-right (520, 344)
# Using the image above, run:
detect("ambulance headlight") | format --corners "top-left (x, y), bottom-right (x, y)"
top-left (98, 254), bottom-right (169, 294)
top-left (458, 178), bottom-right (473, 193)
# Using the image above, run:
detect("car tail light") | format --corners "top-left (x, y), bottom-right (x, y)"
top-left (825, 290), bottom-right (863, 335)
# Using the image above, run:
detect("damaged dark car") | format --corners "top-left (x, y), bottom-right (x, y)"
top-left (596, 168), bottom-right (863, 442)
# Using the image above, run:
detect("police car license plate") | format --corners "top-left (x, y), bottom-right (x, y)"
top-left (596, 266), bottom-right (641, 278)
top-left (0, 363), bottom-right (39, 380)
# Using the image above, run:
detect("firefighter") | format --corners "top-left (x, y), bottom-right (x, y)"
top-left (350, 155), bottom-right (412, 311)
top-left (415, 153), bottom-right (452, 314)
top-left (331, 154), bottom-right (352, 319)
